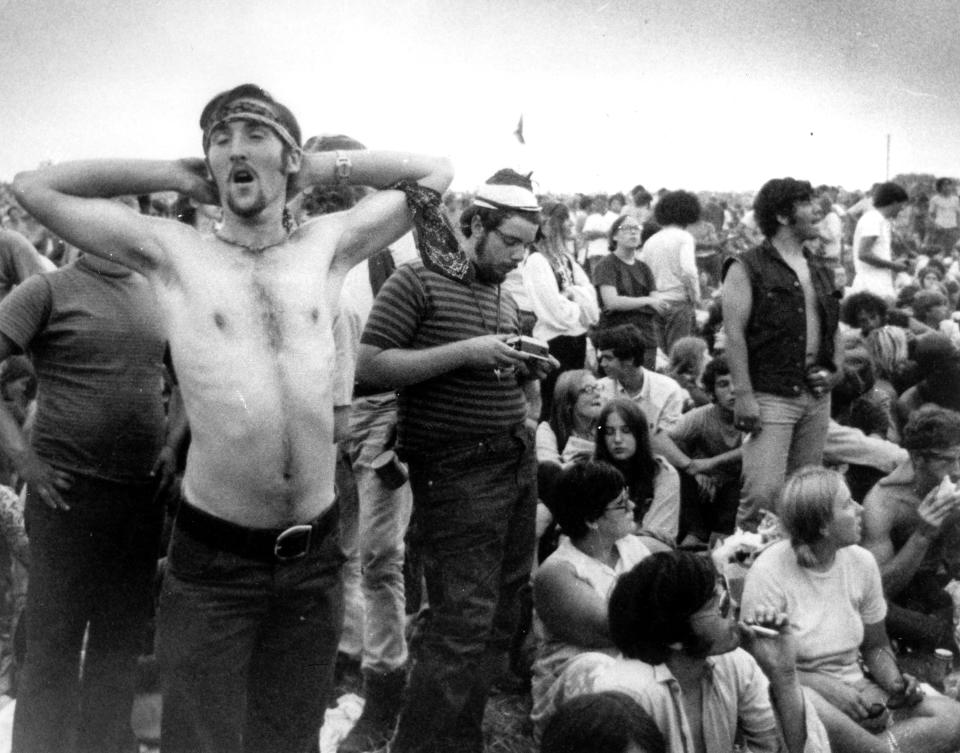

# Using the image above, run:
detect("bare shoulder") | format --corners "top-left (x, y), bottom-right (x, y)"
top-left (533, 557), bottom-right (577, 593)
top-left (862, 484), bottom-right (907, 538)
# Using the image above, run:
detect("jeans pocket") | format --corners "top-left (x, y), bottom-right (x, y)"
top-left (166, 528), bottom-right (222, 582)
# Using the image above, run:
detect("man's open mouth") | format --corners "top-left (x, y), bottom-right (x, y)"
top-left (231, 167), bottom-right (255, 184)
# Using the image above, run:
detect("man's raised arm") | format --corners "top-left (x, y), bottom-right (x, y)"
top-left (299, 151), bottom-right (453, 270)
top-left (12, 159), bottom-right (215, 274)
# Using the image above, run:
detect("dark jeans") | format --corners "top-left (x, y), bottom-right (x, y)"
top-left (678, 472), bottom-right (740, 541)
top-left (658, 300), bottom-right (696, 354)
top-left (156, 507), bottom-right (345, 753)
top-left (886, 570), bottom-right (955, 651)
top-left (393, 425), bottom-right (537, 753)
top-left (14, 474), bottom-right (163, 753)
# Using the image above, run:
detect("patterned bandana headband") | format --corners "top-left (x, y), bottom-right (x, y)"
top-left (202, 100), bottom-right (301, 154)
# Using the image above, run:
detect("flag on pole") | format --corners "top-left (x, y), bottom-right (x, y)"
top-left (514, 115), bottom-right (525, 144)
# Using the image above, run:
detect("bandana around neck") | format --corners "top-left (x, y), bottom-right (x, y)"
top-left (203, 100), bottom-right (300, 154)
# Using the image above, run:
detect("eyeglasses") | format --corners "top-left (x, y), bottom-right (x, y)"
top-left (691, 582), bottom-right (732, 621)
top-left (603, 491), bottom-right (632, 514)
top-left (490, 227), bottom-right (530, 249)
top-left (617, 225), bottom-right (641, 234)
top-left (578, 384), bottom-right (601, 396)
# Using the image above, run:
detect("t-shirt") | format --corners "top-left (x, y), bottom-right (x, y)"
top-left (597, 370), bottom-right (685, 434)
top-left (668, 403), bottom-right (742, 484)
top-left (930, 194), bottom-right (960, 230)
top-left (582, 211), bottom-right (619, 259)
top-left (851, 208), bottom-right (895, 298)
top-left (816, 212), bottom-right (843, 260)
top-left (640, 226), bottom-right (700, 304)
top-left (0, 229), bottom-right (55, 301)
top-left (361, 260), bottom-right (527, 454)
top-left (591, 254), bottom-right (658, 347)
top-left (740, 540), bottom-right (886, 684)
top-left (0, 259), bottom-right (165, 482)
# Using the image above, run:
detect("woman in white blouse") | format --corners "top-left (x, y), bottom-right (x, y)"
top-left (523, 201), bottom-right (598, 420)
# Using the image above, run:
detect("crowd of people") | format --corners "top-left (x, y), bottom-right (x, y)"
top-left (0, 84), bottom-right (957, 753)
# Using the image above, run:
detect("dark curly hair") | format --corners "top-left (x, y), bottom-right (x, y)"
top-left (609, 551), bottom-right (717, 665)
top-left (753, 178), bottom-right (814, 239)
top-left (550, 461), bottom-right (627, 540)
top-left (841, 291), bottom-right (889, 328)
top-left (540, 692), bottom-right (667, 753)
top-left (653, 191), bottom-right (700, 228)
top-left (902, 405), bottom-right (960, 453)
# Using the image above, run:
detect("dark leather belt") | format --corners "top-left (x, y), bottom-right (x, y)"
top-left (174, 499), bottom-right (337, 563)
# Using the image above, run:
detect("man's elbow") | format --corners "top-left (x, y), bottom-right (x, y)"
top-left (356, 346), bottom-right (398, 389)
top-left (422, 157), bottom-right (455, 193)
top-left (11, 171), bottom-right (42, 207)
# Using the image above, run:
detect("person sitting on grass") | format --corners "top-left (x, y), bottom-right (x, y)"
top-left (742, 466), bottom-right (960, 753)
top-left (536, 549), bottom-right (830, 753)
top-left (530, 461), bottom-right (663, 737)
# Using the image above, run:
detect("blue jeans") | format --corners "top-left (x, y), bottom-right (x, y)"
top-left (392, 424), bottom-right (537, 753)
top-left (14, 474), bottom-right (162, 753)
top-left (737, 390), bottom-right (831, 531)
top-left (337, 395), bottom-right (413, 672)
top-left (658, 300), bottom-right (696, 354)
top-left (156, 507), bottom-right (345, 753)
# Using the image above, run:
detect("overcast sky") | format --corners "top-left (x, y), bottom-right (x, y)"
top-left (2, 0), bottom-right (959, 193)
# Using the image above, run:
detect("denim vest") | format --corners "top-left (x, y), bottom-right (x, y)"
top-left (723, 241), bottom-right (840, 397)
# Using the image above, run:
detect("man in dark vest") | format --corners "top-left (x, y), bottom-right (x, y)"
top-left (722, 178), bottom-right (843, 531)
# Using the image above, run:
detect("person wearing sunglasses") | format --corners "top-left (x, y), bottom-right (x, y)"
top-left (537, 549), bottom-right (829, 753)
top-left (743, 466), bottom-right (960, 753)
top-left (530, 461), bottom-right (665, 740)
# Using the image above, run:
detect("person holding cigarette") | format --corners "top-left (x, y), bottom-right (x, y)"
top-left (742, 466), bottom-right (960, 753)
top-left (529, 461), bottom-right (663, 739)
top-left (534, 549), bottom-right (829, 753)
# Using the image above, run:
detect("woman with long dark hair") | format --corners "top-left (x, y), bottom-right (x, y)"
top-left (594, 398), bottom-right (680, 543)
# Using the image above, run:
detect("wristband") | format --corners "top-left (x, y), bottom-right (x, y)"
top-left (334, 150), bottom-right (352, 184)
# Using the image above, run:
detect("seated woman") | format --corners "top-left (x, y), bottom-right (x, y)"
top-left (535, 550), bottom-right (830, 752)
top-left (741, 466), bottom-right (960, 753)
top-left (530, 461), bottom-right (662, 736)
top-left (537, 369), bottom-right (603, 469)
top-left (595, 398), bottom-right (681, 543)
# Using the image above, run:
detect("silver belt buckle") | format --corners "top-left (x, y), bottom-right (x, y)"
top-left (274, 524), bottom-right (313, 561)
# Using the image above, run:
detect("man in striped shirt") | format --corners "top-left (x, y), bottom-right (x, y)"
top-left (358, 171), bottom-right (553, 753)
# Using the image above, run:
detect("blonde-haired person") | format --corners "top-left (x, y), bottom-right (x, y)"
top-left (536, 369), bottom-right (604, 469)
top-left (741, 466), bottom-right (960, 753)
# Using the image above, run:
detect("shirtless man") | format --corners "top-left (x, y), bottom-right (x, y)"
top-left (861, 406), bottom-right (960, 650)
top-left (723, 178), bottom-right (843, 531)
top-left (12, 83), bottom-right (453, 753)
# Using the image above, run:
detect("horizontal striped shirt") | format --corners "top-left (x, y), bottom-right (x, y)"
top-left (361, 260), bottom-right (527, 454)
